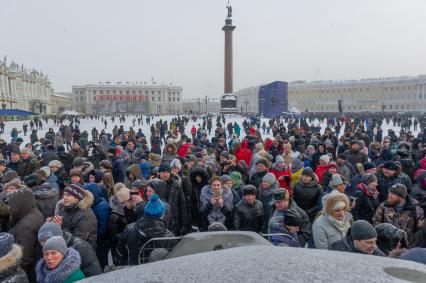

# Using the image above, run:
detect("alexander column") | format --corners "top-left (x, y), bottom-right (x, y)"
top-left (220, 2), bottom-right (238, 114)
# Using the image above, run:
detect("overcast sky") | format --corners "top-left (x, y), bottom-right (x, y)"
top-left (1, 0), bottom-right (426, 98)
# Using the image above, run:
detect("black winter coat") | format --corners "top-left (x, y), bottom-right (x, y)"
top-left (8, 189), bottom-right (44, 282)
top-left (63, 231), bottom-right (102, 277)
top-left (164, 173), bottom-right (188, 235)
top-left (351, 184), bottom-right (380, 224)
top-left (331, 228), bottom-right (385, 256)
top-left (0, 244), bottom-right (29, 283)
top-left (293, 178), bottom-right (323, 221)
top-left (249, 171), bottom-right (267, 188)
top-left (376, 165), bottom-right (413, 203)
top-left (33, 184), bottom-right (59, 219)
top-left (57, 151), bottom-right (74, 172)
top-left (233, 199), bottom-right (263, 232)
top-left (59, 191), bottom-right (98, 250)
top-left (264, 199), bottom-right (312, 246)
top-left (117, 216), bottom-right (174, 265)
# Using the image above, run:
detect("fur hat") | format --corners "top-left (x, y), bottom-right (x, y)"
top-left (170, 159), bottom-right (182, 170)
top-left (73, 157), bottom-right (85, 167)
top-left (149, 153), bottom-right (161, 167)
top-left (20, 148), bottom-right (32, 155)
top-left (256, 158), bottom-right (269, 168)
top-left (273, 188), bottom-right (289, 202)
top-left (324, 192), bottom-right (349, 216)
top-left (0, 233), bottom-right (14, 258)
top-left (48, 160), bottom-right (62, 168)
top-left (69, 168), bottom-right (82, 178)
top-left (24, 173), bottom-right (44, 188)
top-left (243, 185), bottom-right (257, 196)
top-left (2, 170), bottom-right (19, 184)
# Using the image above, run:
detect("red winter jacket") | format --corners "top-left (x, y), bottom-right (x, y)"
top-left (270, 167), bottom-right (291, 194)
top-left (178, 143), bottom-right (192, 157)
top-left (235, 144), bottom-right (252, 167)
top-left (315, 165), bottom-right (329, 185)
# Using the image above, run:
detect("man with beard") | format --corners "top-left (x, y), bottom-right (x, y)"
top-left (374, 183), bottom-right (424, 245)
top-left (343, 140), bottom-right (368, 168)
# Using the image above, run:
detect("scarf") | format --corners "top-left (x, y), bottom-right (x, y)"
top-left (328, 215), bottom-right (347, 233)
top-left (366, 186), bottom-right (379, 199)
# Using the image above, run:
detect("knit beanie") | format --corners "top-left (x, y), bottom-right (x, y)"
top-left (169, 159), bottom-right (182, 170)
top-left (64, 184), bottom-right (85, 201)
top-left (115, 186), bottom-right (131, 203)
top-left (262, 173), bottom-right (276, 186)
top-left (229, 171), bottom-right (242, 184)
top-left (208, 222), bottom-right (227, 232)
top-left (351, 220), bottom-right (377, 241)
top-left (43, 236), bottom-right (67, 255)
top-left (389, 183), bottom-right (408, 199)
top-left (301, 167), bottom-right (315, 178)
top-left (48, 160), bottom-right (62, 168)
top-left (38, 222), bottom-right (63, 242)
top-left (275, 156), bottom-right (285, 164)
top-left (0, 233), bottom-right (14, 258)
top-left (283, 209), bottom-right (301, 227)
top-left (243, 185), bottom-right (257, 196)
top-left (319, 155), bottom-right (331, 164)
top-left (220, 174), bottom-right (232, 184)
top-left (220, 151), bottom-right (230, 159)
top-left (329, 174), bottom-right (344, 187)
top-left (144, 194), bottom-right (165, 218)
top-left (362, 173), bottom-right (378, 185)
top-left (69, 168), bottom-right (83, 178)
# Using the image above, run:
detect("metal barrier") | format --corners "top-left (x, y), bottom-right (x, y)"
top-left (138, 236), bottom-right (181, 264)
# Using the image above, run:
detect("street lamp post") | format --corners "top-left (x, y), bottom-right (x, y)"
top-left (197, 98), bottom-right (201, 114)
top-left (203, 96), bottom-right (208, 114)
top-left (244, 97), bottom-right (249, 115)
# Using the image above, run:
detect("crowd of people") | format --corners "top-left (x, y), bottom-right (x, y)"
top-left (0, 112), bottom-right (425, 282)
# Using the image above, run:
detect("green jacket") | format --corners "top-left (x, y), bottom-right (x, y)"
top-left (64, 269), bottom-right (85, 283)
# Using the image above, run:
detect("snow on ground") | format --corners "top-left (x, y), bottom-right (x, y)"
top-left (0, 115), bottom-right (421, 148)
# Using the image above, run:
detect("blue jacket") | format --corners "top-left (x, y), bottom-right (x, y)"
top-left (84, 183), bottom-right (110, 238)
top-left (112, 156), bottom-right (126, 183)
